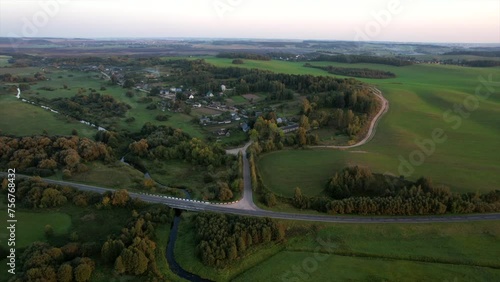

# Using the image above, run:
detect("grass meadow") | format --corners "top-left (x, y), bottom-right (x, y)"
top-left (53, 161), bottom-right (145, 189)
top-left (234, 251), bottom-right (500, 282)
top-left (0, 92), bottom-right (97, 138)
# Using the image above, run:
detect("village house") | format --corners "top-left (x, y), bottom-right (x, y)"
top-left (241, 122), bottom-right (250, 133)
top-left (281, 124), bottom-right (299, 133)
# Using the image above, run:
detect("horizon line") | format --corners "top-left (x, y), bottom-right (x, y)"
top-left (1, 36), bottom-right (500, 46)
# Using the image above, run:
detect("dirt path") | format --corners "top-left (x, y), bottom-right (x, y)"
top-left (312, 86), bottom-right (388, 149)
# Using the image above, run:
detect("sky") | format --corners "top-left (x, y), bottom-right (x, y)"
top-left (0, 0), bottom-right (499, 43)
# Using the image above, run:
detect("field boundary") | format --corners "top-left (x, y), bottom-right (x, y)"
top-left (284, 249), bottom-right (500, 270)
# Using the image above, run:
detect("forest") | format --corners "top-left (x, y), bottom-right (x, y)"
top-left (0, 135), bottom-right (112, 177)
top-left (194, 213), bottom-right (285, 268)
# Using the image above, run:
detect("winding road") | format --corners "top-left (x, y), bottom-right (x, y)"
top-left (3, 87), bottom-right (499, 223)
top-left (312, 86), bottom-right (388, 149)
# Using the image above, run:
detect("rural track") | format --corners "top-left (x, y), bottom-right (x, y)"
top-left (3, 87), bottom-right (499, 223)
top-left (311, 86), bottom-right (389, 149)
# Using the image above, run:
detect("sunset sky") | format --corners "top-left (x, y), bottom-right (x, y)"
top-left (0, 0), bottom-right (499, 43)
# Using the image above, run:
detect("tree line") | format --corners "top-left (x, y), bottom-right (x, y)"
top-left (304, 63), bottom-right (396, 79)
top-left (216, 52), bottom-right (271, 61)
top-left (289, 166), bottom-right (500, 215)
top-left (194, 213), bottom-right (285, 268)
top-left (0, 72), bottom-right (47, 83)
top-left (311, 54), bottom-right (413, 66)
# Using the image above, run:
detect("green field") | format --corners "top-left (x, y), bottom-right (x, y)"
top-left (226, 95), bottom-right (248, 104)
top-left (175, 215), bottom-right (500, 281)
top-left (0, 94), bottom-right (97, 138)
top-left (218, 58), bottom-right (500, 193)
top-left (54, 161), bottom-right (145, 189)
top-left (0, 201), bottom-right (72, 249)
top-left (145, 160), bottom-right (206, 195)
top-left (0, 200), bottom-right (72, 279)
top-left (234, 251), bottom-right (500, 282)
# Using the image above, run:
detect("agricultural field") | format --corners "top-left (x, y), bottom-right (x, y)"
top-left (175, 214), bottom-right (500, 281)
top-left (224, 58), bottom-right (500, 194)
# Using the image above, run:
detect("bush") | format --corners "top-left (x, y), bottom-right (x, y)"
top-left (23, 167), bottom-right (55, 177)
top-left (155, 114), bottom-right (169, 121)
top-left (146, 103), bottom-right (157, 110)
top-left (44, 225), bottom-right (54, 237)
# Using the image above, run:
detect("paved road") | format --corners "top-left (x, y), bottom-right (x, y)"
top-left (3, 172), bottom-right (499, 223)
